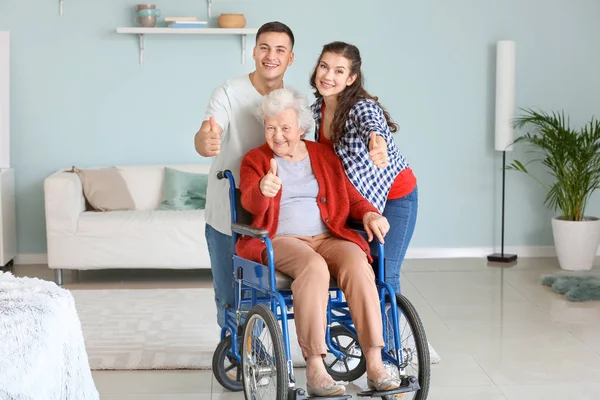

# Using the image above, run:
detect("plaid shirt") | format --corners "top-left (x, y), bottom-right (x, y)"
top-left (311, 97), bottom-right (409, 213)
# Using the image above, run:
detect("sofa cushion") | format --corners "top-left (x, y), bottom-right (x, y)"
top-left (157, 167), bottom-right (208, 211)
top-left (77, 209), bottom-right (205, 235)
top-left (70, 209), bottom-right (209, 269)
top-left (77, 210), bottom-right (205, 239)
top-left (75, 167), bottom-right (135, 212)
top-left (116, 164), bottom-right (213, 211)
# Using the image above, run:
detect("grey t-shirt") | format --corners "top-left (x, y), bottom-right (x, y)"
top-left (275, 154), bottom-right (329, 237)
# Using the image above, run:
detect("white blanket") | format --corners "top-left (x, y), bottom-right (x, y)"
top-left (0, 272), bottom-right (99, 400)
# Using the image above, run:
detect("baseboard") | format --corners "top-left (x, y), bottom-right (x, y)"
top-left (14, 246), bottom-right (592, 266)
top-left (14, 253), bottom-right (48, 265)
top-left (405, 246), bottom-right (562, 259)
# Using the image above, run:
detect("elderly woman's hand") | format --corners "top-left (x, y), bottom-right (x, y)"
top-left (362, 212), bottom-right (390, 243)
top-left (260, 159), bottom-right (282, 198)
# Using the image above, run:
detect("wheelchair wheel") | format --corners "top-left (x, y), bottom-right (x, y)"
top-left (212, 335), bottom-right (243, 392)
top-left (241, 304), bottom-right (289, 399)
top-left (383, 293), bottom-right (431, 400)
top-left (323, 324), bottom-right (367, 382)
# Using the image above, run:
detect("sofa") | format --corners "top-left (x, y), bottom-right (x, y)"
top-left (43, 164), bottom-right (213, 285)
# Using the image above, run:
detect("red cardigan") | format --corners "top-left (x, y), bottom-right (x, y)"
top-left (236, 140), bottom-right (379, 263)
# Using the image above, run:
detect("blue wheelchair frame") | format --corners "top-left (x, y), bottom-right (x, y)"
top-left (217, 169), bottom-right (406, 386)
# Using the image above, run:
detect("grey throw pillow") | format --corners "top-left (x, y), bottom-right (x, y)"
top-left (74, 166), bottom-right (136, 212)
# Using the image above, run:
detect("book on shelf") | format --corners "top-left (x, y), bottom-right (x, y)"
top-left (167, 21), bottom-right (208, 28)
top-left (168, 23), bottom-right (207, 28)
top-left (164, 17), bottom-right (199, 22)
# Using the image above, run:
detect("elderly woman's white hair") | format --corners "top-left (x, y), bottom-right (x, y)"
top-left (256, 87), bottom-right (314, 135)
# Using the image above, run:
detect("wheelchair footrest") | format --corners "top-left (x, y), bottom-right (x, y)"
top-left (356, 375), bottom-right (420, 397)
top-left (288, 387), bottom-right (352, 400)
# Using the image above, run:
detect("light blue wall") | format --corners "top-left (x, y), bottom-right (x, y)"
top-left (1, 0), bottom-right (599, 255)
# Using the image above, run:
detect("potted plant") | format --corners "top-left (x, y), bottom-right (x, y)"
top-left (506, 108), bottom-right (600, 271)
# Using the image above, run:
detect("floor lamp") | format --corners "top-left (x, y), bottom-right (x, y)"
top-left (488, 40), bottom-right (517, 263)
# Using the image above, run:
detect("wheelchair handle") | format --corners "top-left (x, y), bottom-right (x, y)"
top-left (217, 169), bottom-right (231, 180)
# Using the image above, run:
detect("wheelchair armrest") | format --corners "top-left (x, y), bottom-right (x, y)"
top-left (231, 222), bottom-right (269, 239)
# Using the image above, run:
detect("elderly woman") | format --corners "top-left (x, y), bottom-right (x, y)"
top-left (236, 87), bottom-right (401, 396)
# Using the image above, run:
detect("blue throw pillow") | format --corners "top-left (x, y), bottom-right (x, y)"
top-left (157, 167), bottom-right (208, 210)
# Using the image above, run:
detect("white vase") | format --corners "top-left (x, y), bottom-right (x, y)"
top-left (551, 216), bottom-right (600, 271)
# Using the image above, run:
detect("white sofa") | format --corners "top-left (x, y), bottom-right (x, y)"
top-left (43, 164), bottom-right (213, 284)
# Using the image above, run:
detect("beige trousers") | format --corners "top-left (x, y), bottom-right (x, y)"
top-left (263, 233), bottom-right (384, 358)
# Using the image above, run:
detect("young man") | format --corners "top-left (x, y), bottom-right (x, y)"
top-left (194, 21), bottom-right (296, 328)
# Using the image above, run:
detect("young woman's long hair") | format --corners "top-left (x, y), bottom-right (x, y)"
top-left (310, 41), bottom-right (398, 144)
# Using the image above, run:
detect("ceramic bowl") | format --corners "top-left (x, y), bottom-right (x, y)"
top-left (217, 13), bottom-right (246, 28)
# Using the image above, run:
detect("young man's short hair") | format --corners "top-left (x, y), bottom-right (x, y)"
top-left (256, 21), bottom-right (295, 48)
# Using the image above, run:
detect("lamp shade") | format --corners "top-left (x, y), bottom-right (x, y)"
top-left (494, 40), bottom-right (516, 152)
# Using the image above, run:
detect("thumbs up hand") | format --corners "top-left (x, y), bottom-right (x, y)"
top-left (195, 116), bottom-right (222, 157)
top-left (368, 132), bottom-right (389, 168)
top-left (260, 158), bottom-right (282, 198)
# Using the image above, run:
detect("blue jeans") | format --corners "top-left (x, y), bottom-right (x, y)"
top-left (369, 185), bottom-right (418, 295)
top-left (205, 223), bottom-right (234, 328)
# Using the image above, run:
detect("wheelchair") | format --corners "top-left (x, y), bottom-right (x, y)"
top-left (211, 170), bottom-right (431, 400)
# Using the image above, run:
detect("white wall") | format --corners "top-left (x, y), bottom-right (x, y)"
top-left (0, 32), bottom-right (9, 169)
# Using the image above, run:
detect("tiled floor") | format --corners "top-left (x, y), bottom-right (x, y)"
top-left (12, 256), bottom-right (600, 399)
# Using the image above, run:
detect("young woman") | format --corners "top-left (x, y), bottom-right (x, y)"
top-left (309, 41), bottom-right (418, 296)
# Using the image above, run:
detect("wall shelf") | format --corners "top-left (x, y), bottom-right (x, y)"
top-left (116, 27), bottom-right (258, 66)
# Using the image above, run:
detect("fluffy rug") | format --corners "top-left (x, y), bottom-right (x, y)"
top-left (0, 272), bottom-right (99, 400)
top-left (71, 287), bottom-right (440, 370)
top-left (541, 274), bottom-right (600, 302)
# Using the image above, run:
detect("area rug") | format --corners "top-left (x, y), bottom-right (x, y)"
top-left (70, 287), bottom-right (305, 370)
top-left (541, 274), bottom-right (600, 302)
top-left (71, 287), bottom-right (440, 370)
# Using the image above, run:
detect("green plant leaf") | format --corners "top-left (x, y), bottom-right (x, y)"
top-left (507, 108), bottom-right (600, 221)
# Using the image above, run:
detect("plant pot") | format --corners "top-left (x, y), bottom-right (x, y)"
top-left (217, 13), bottom-right (246, 28)
top-left (551, 216), bottom-right (600, 271)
